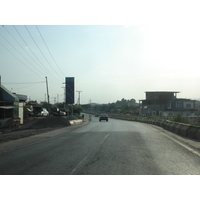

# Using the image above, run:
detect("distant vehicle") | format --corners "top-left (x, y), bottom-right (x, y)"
top-left (59, 108), bottom-right (67, 116)
top-left (99, 113), bottom-right (108, 122)
top-left (50, 107), bottom-right (60, 116)
top-left (31, 106), bottom-right (49, 117)
top-left (95, 114), bottom-right (99, 117)
top-left (26, 108), bottom-right (32, 116)
top-left (37, 108), bottom-right (49, 117)
top-left (50, 108), bottom-right (67, 116)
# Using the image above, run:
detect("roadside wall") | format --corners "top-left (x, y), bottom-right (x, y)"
top-left (111, 116), bottom-right (200, 140)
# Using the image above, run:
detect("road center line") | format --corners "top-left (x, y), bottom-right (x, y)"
top-left (70, 133), bottom-right (111, 175)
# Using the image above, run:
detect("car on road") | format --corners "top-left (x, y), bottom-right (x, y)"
top-left (99, 113), bottom-right (108, 122)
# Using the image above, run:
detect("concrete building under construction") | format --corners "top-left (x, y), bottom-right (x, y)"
top-left (139, 91), bottom-right (196, 117)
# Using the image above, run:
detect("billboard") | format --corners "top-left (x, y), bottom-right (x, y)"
top-left (65, 77), bottom-right (74, 104)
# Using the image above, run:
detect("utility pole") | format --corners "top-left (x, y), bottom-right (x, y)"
top-left (0, 75), bottom-right (2, 101)
top-left (57, 94), bottom-right (59, 103)
top-left (45, 76), bottom-right (50, 105)
top-left (76, 90), bottom-right (82, 107)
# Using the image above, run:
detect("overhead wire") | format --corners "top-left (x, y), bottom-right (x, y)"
top-left (2, 25), bottom-right (54, 81)
top-left (0, 30), bottom-right (49, 79)
top-left (2, 81), bottom-right (46, 84)
top-left (36, 25), bottom-right (66, 77)
top-left (24, 25), bottom-right (64, 82)
top-left (12, 25), bottom-right (63, 85)
top-left (1, 25), bottom-right (65, 102)
top-left (0, 40), bottom-right (44, 79)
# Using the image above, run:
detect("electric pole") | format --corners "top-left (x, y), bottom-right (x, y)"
top-left (76, 90), bottom-right (82, 107)
top-left (45, 76), bottom-right (50, 105)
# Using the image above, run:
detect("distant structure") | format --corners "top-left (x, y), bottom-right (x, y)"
top-left (65, 77), bottom-right (75, 104)
top-left (139, 91), bottom-right (196, 117)
top-left (0, 85), bottom-right (27, 127)
top-left (76, 90), bottom-right (82, 107)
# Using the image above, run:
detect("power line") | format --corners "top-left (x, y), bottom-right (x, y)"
top-left (1, 26), bottom-right (65, 95)
top-left (36, 25), bottom-right (66, 77)
top-left (0, 40), bottom-right (44, 79)
top-left (2, 81), bottom-right (45, 84)
top-left (12, 25), bottom-right (62, 85)
top-left (2, 25), bottom-right (55, 81)
top-left (24, 25), bottom-right (64, 81)
top-left (0, 31), bottom-right (54, 81)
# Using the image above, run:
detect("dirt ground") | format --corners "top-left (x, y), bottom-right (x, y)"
top-left (0, 116), bottom-right (71, 143)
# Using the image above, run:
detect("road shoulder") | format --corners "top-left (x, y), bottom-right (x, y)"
top-left (0, 120), bottom-right (90, 154)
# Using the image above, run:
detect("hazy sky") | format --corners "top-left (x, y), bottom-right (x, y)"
top-left (1, 2), bottom-right (200, 104)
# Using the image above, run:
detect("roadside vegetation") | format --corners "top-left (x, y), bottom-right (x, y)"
top-left (82, 98), bottom-right (139, 115)
top-left (81, 98), bottom-right (200, 126)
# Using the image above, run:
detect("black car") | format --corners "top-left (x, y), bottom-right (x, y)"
top-left (99, 114), bottom-right (108, 122)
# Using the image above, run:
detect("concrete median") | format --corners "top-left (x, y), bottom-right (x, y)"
top-left (69, 119), bottom-right (83, 126)
top-left (195, 129), bottom-right (200, 140)
top-left (187, 126), bottom-right (200, 139)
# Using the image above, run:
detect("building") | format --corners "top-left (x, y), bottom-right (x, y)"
top-left (139, 91), bottom-right (196, 117)
top-left (195, 100), bottom-right (200, 116)
top-left (0, 85), bottom-right (27, 127)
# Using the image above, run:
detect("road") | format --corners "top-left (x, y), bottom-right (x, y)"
top-left (1, 115), bottom-right (200, 175)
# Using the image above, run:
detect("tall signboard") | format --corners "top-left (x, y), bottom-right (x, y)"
top-left (65, 77), bottom-right (74, 104)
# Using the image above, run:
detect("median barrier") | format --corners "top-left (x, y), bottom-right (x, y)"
top-left (146, 119), bottom-right (152, 124)
top-left (167, 122), bottom-right (174, 131)
top-left (155, 119), bottom-right (160, 126)
top-left (174, 123), bottom-right (183, 134)
top-left (170, 122), bottom-right (179, 132)
top-left (147, 119), bottom-right (152, 124)
top-left (195, 129), bottom-right (200, 140)
top-left (159, 120), bottom-right (165, 127)
top-left (177, 124), bottom-right (191, 136)
top-left (163, 121), bottom-right (170, 129)
top-left (142, 118), bottom-right (146, 123)
top-left (156, 119), bottom-right (161, 126)
top-left (154, 119), bottom-right (159, 126)
top-left (69, 119), bottom-right (83, 126)
top-left (186, 126), bottom-right (200, 139)
top-left (154, 119), bottom-right (159, 125)
top-left (144, 118), bottom-right (148, 123)
top-left (165, 121), bottom-right (173, 131)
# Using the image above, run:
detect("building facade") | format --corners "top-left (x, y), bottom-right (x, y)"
top-left (139, 91), bottom-right (196, 117)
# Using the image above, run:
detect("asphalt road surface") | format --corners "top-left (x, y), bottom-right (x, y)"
top-left (1, 115), bottom-right (200, 175)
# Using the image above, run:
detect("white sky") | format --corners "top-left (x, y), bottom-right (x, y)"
top-left (1, 1), bottom-right (200, 104)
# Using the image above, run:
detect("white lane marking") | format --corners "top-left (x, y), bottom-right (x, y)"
top-left (158, 129), bottom-right (200, 157)
top-left (70, 133), bottom-right (110, 175)
top-left (70, 156), bottom-right (88, 175)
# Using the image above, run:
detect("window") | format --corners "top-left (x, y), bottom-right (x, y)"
top-left (167, 102), bottom-right (171, 109)
top-left (186, 104), bottom-right (191, 108)
top-left (176, 101), bottom-right (182, 108)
